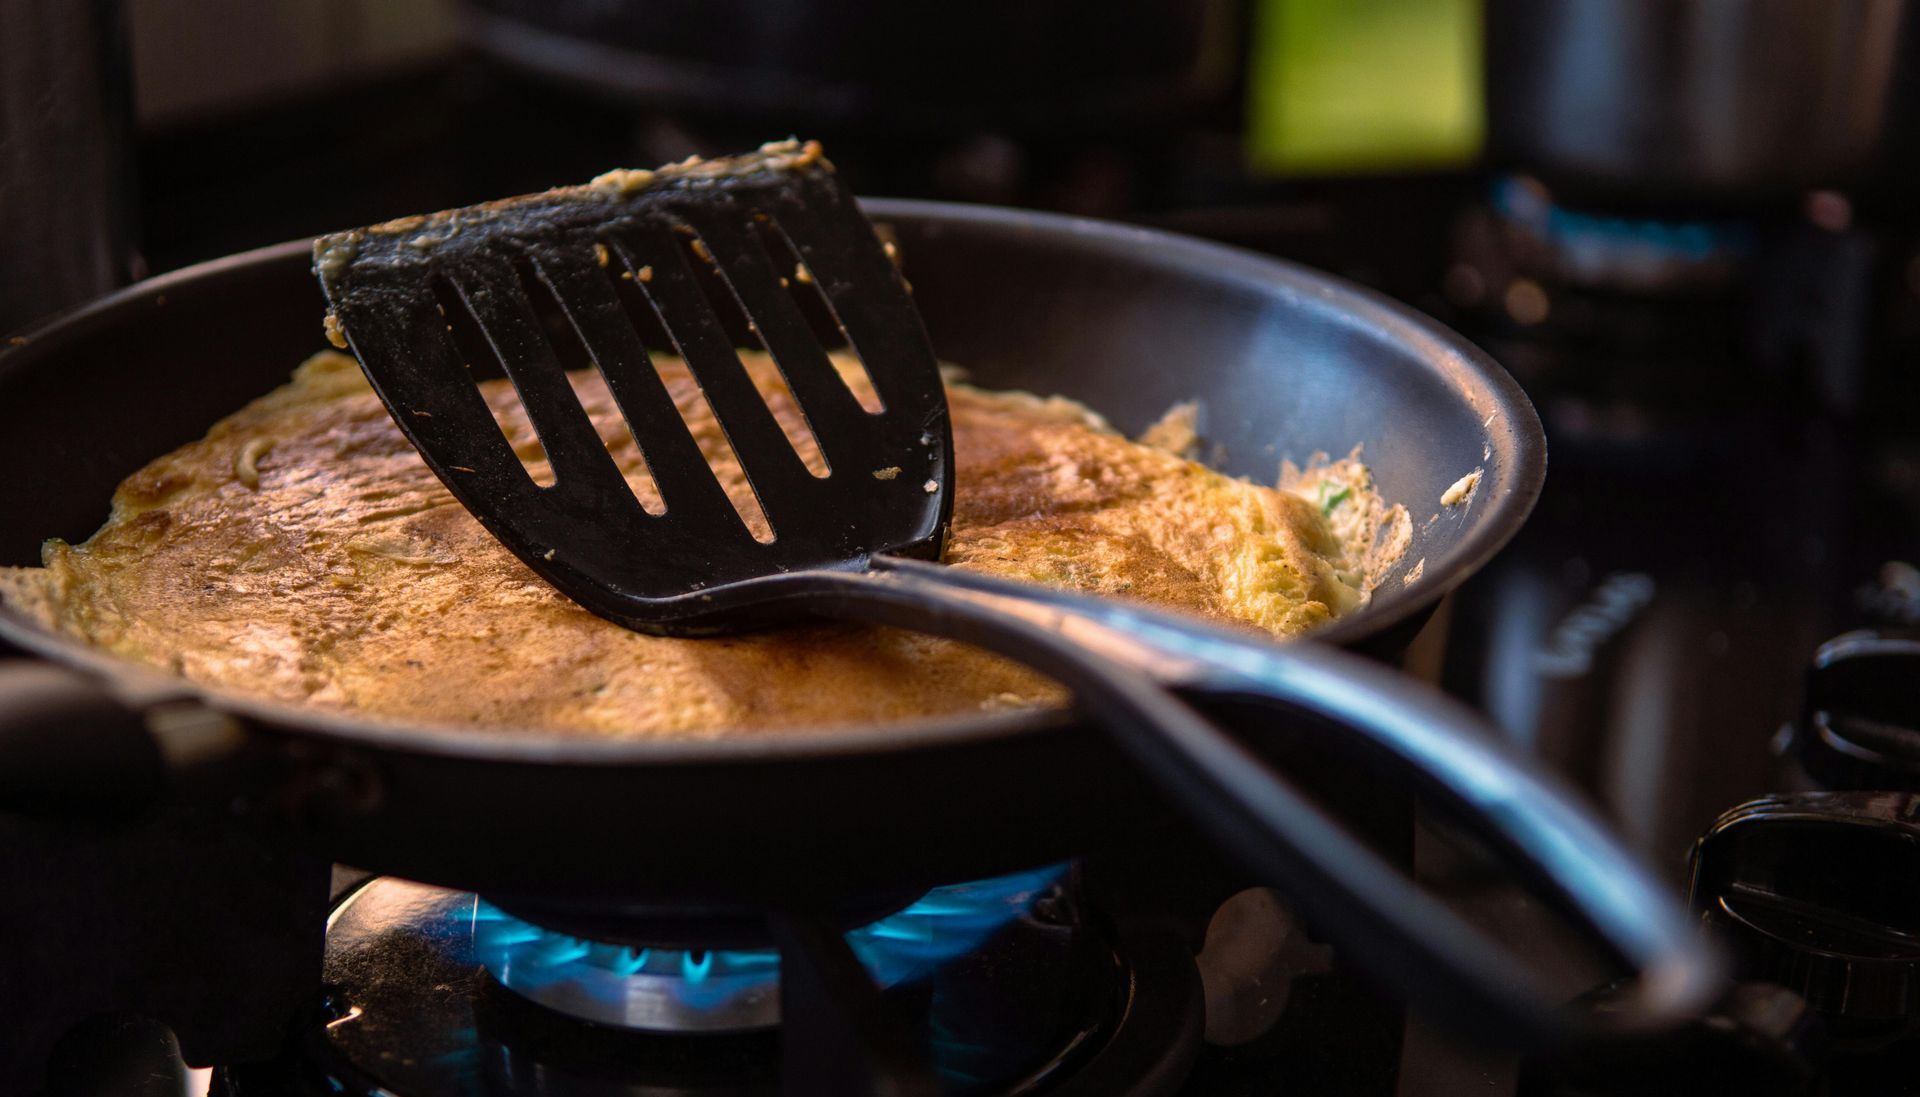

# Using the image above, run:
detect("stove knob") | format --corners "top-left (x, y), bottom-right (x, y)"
top-left (1788, 632), bottom-right (1920, 791)
top-left (1689, 790), bottom-right (1920, 1050)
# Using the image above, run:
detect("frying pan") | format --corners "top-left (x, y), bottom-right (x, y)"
top-left (0, 201), bottom-right (1708, 1043)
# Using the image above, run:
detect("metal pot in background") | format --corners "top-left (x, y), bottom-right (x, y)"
top-left (0, 0), bottom-right (137, 333)
top-left (459, 0), bottom-right (1239, 133)
top-left (1486, 0), bottom-right (1919, 206)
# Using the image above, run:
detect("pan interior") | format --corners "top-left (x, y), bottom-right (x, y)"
top-left (0, 204), bottom-right (1542, 753)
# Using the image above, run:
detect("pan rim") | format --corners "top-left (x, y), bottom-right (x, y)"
top-left (866, 198), bottom-right (1546, 649)
top-left (0, 199), bottom-right (1544, 765)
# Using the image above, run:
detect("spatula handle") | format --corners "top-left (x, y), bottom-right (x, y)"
top-left (791, 556), bottom-right (1722, 1049)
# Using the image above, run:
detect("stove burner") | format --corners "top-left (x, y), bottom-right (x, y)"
top-left (472, 865), bottom-right (1067, 1033)
top-left (1488, 176), bottom-right (1754, 294)
top-left (243, 872), bottom-right (1200, 1095)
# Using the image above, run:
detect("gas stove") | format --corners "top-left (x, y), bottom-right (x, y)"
top-left (11, 36), bottom-right (1920, 1096)
top-left (7, 825), bottom-right (1506, 1097)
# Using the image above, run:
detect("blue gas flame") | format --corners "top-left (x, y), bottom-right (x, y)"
top-left (1493, 176), bottom-right (1753, 264)
top-left (470, 864), bottom-right (1066, 1017)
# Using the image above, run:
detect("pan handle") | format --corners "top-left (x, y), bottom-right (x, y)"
top-left (0, 660), bottom-right (163, 817)
top-left (786, 558), bottom-right (1723, 1049)
top-left (0, 661), bottom-right (244, 818)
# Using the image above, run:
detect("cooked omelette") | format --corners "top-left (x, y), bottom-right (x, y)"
top-left (0, 350), bottom-right (1406, 739)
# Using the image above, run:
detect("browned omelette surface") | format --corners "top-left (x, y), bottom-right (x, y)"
top-left (0, 351), bottom-right (1403, 738)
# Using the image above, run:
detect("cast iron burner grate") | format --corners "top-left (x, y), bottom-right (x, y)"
top-left (219, 872), bottom-right (1200, 1096)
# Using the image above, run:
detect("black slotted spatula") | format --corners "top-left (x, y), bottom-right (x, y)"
top-left (314, 141), bottom-right (1717, 1047)
top-left (315, 140), bottom-right (950, 630)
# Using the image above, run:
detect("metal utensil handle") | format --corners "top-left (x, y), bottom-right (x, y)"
top-left (780, 557), bottom-right (1721, 1048)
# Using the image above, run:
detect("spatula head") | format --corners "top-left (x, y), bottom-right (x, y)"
top-left (313, 141), bottom-right (953, 635)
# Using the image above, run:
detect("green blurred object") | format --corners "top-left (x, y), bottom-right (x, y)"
top-left (1247, 0), bottom-right (1484, 175)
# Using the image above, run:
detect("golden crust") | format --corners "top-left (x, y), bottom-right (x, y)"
top-left (0, 351), bottom-right (1393, 740)
top-left (311, 140), bottom-right (828, 284)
